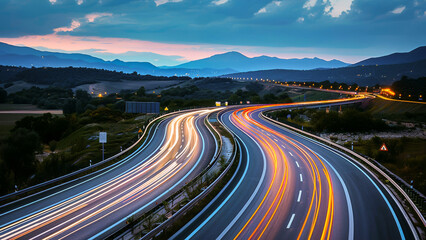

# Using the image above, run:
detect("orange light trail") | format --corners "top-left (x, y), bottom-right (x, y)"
top-left (227, 97), bottom-right (351, 239)
top-left (0, 109), bottom-right (219, 240)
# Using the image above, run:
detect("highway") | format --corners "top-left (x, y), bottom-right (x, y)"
top-left (0, 108), bottom-right (219, 239)
top-left (173, 98), bottom-right (418, 240)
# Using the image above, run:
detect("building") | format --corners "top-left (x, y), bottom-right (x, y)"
top-left (125, 102), bottom-right (160, 114)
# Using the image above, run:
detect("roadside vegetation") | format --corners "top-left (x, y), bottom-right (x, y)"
top-left (0, 103), bottom-right (148, 195)
top-left (351, 137), bottom-right (426, 194)
top-left (390, 76), bottom-right (425, 101)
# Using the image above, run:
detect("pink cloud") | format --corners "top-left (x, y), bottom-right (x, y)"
top-left (85, 13), bottom-right (112, 23)
top-left (53, 20), bottom-right (81, 33)
top-left (0, 34), bottom-right (363, 63)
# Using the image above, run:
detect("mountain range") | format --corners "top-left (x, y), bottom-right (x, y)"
top-left (0, 42), bottom-right (425, 85)
top-left (0, 42), bottom-right (348, 77)
top-left (222, 46), bottom-right (426, 85)
top-left (176, 51), bottom-right (349, 72)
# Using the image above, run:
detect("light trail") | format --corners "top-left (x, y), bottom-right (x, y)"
top-left (175, 95), bottom-right (415, 240)
top-left (0, 108), bottom-right (219, 240)
top-left (223, 102), bottom-right (338, 240)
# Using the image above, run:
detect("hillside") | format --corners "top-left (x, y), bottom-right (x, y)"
top-left (223, 59), bottom-right (426, 86)
top-left (0, 66), bottom-right (191, 88)
top-left (177, 51), bottom-right (348, 71)
top-left (353, 46), bottom-right (426, 66)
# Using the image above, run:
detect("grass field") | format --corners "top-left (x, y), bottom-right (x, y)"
top-left (290, 90), bottom-right (343, 102)
top-left (56, 117), bottom-right (147, 167)
top-left (366, 97), bottom-right (426, 122)
top-left (73, 80), bottom-right (183, 95)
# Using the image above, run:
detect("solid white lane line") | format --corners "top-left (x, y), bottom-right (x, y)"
top-left (297, 190), bottom-right (302, 202)
top-left (289, 151), bottom-right (293, 157)
top-left (286, 214), bottom-right (296, 229)
top-left (299, 174), bottom-right (303, 182)
top-left (295, 161), bottom-right (300, 168)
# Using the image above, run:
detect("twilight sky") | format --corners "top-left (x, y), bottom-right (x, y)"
top-left (0, 0), bottom-right (425, 66)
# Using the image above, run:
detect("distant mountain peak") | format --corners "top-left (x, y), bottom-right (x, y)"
top-left (177, 51), bottom-right (349, 71)
top-left (211, 51), bottom-right (248, 58)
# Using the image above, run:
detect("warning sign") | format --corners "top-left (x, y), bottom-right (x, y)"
top-left (138, 128), bottom-right (143, 133)
top-left (380, 143), bottom-right (388, 151)
top-left (164, 107), bottom-right (169, 111)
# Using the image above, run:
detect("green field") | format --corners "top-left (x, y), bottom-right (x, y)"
top-left (55, 117), bottom-right (146, 167)
top-left (366, 97), bottom-right (426, 122)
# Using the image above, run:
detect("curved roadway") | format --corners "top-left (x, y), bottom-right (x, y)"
top-left (0, 108), bottom-right (218, 239)
top-left (173, 98), bottom-right (418, 240)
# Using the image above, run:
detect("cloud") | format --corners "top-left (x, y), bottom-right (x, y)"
top-left (303, 0), bottom-right (317, 10)
top-left (53, 20), bottom-right (81, 33)
top-left (255, 1), bottom-right (282, 15)
top-left (324, 0), bottom-right (353, 18)
top-left (85, 13), bottom-right (112, 22)
top-left (52, 12), bottom-right (111, 33)
top-left (297, 17), bottom-right (304, 23)
top-left (49, 0), bottom-right (57, 4)
top-left (212, 0), bottom-right (228, 6)
top-left (77, 0), bottom-right (83, 5)
top-left (154, 0), bottom-right (183, 7)
top-left (391, 6), bottom-right (406, 14)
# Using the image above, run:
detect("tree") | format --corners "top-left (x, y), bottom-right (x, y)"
top-left (63, 99), bottom-right (77, 114)
top-left (0, 128), bottom-right (41, 185)
top-left (14, 113), bottom-right (70, 144)
top-left (136, 86), bottom-right (146, 96)
top-left (0, 87), bottom-right (7, 103)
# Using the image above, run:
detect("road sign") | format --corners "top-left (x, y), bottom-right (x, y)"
top-left (99, 132), bottom-right (107, 143)
top-left (164, 107), bottom-right (169, 111)
top-left (380, 143), bottom-right (388, 151)
top-left (99, 132), bottom-right (107, 161)
top-left (138, 128), bottom-right (143, 133)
